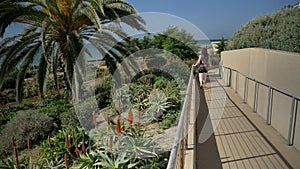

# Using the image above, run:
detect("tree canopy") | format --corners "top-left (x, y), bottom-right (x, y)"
top-left (0, 0), bottom-right (145, 101)
top-left (128, 26), bottom-right (199, 60)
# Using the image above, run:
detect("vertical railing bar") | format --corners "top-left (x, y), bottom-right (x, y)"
top-left (226, 67), bottom-right (228, 86)
top-left (229, 68), bottom-right (232, 87)
top-left (288, 97), bottom-right (296, 146)
top-left (253, 81), bottom-right (258, 112)
top-left (291, 100), bottom-right (298, 146)
top-left (266, 86), bottom-right (272, 125)
top-left (244, 77), bottom-right (248, 103)
top-left (235, 71), bottom-right (238, 93)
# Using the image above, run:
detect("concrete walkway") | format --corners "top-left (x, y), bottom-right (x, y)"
top-left (186, 69), bottom-right (300, 169)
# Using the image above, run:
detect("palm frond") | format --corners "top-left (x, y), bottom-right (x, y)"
top-left (16, 43), bottom-right (41, 102)
top-left (37, 53), bottom-right (49, 98)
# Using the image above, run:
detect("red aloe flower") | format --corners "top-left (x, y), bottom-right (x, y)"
top-left (128, 108), bottom-right (133, 128)
top-left (65, 133), bottom-right (69, 148)
top-left (116, 118), bottom-right (121, 136)
top-left (64, 154), bottom-right (69, 169)
top-left (75, 143), bottom-right (80, 158)
top-left (81, 138), bottom-right (86, 156)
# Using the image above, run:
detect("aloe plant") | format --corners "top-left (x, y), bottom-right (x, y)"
top-left (119, 136), bottom-right (160, 160)
top-left (144, 89), bottom-right (171, 122)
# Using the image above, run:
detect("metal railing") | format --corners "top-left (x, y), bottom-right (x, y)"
top-left (222, 66), bottom-right (299, 146)
top-left (167, 66), bottom-right (194, 169)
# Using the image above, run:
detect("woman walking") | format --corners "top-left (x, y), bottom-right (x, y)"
top-left (193, 48), bottom-right (209, 88)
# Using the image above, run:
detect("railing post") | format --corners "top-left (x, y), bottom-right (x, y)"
top-left (219, 60), bottom-right (223, 79)
top-left (288, 97), bottom-right (296, 146)
top-left (235, 71), bottom-right (238, 93)
top-left (180, 139), bottom-right (184, 169)
top-left (253, 81), bottom-right (258, 112)
top-left (228, 68), bottom-right (232, 87)
top-left (243, 77), bottom-right (248, 103)
top-left (266, 86), bottom-right (273, 125)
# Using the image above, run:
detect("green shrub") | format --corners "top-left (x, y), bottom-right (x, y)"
top-left (159, 110), bottom-right (179, 129)
top-left (228, 7), bottom-right (300, 52)
top-left (0, 102), bottom-right (35, 130)
top-left (95, 76), bottom-right (112, 109)
top-left (59, 108), bottom-right (80, 128)
top-left (0, 110), bottom-right (54, 155)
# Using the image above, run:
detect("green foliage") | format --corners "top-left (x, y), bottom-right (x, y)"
top-left (159, 110), bottom-right (179, 129)
top-left (127, 26), bottom-right (198, 60)
top-left (153, 27), bottom-right (199, 60)
top-left (228, 7), bottom-right (300, 52)
top-left (36, 95), bottom-right (76, 128)
top-left (59, 107), bottom-right (80, 128)
top-left (216, 37), bottom-right (227, 54)
top-left (0, 102), bottom-right (34, 129)
top-left (95, 76), bottom-right (112, 109)
top-left (0, 69), bottom-right (18, 90)
top-left (40, 127), bottom-right (90, 167)
top-left (0, 110), bottom-right (54, 155)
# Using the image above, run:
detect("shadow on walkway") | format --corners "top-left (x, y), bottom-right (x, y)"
top-left (194, 74), bottom-right (222, 169)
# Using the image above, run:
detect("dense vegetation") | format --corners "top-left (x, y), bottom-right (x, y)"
top-left (0, 24), bottom-right (198, 168)
top-left (228, 6), bottom-right (300, 53)
top-left (124, 26), bottom-right (199, 61)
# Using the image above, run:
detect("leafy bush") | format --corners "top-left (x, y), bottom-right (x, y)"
top-left (95, 76), bottom-right (112, 109)
top-left (0, 110), bottom-right (54, 155)
top-left (59, 107), bottom-right (80, 128)
top-left (0, 69), bottom-right (18, 89)
top-left (0, 102), bottom-right (35, 130)
top-left (159, 110), bottom-right (179, 129)
top-left (228, 7), bottom-right (300, 52)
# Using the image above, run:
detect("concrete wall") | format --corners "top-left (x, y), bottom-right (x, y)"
top-left (221, 48), bottom-right (300, 151)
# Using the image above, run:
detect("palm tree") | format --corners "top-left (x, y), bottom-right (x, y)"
top-left (0, 0), bottom-right (146, 102)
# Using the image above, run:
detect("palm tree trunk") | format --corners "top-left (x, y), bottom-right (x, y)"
top-left (57, 45), bottom-right (73, 99)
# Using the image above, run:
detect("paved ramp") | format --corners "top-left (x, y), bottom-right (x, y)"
top-left (194, 70), bottom-right (295, 169)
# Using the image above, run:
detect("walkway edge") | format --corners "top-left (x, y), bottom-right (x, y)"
top-left (219, 79), bottom-right (300, 169)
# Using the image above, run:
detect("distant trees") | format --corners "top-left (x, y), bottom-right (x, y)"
top-left (216, 37), bottom-right (227, 54)
top-left (228, 6), bottom-right (300, 53)
top-left (128, 26), bottom-right (199, 60)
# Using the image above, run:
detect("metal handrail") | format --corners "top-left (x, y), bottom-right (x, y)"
top-left (167, 66), bottom-right (194, 169)
top-left (222, 65), bottom-right (299, 146)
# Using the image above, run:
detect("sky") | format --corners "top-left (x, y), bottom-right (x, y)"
top-left (3, 0), bottom-right (299, 40)
top-left (126, 0), bottom-right (299, 39)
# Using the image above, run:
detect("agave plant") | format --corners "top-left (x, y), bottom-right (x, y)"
top-left (118, 135), bottom-right (160, 160)
top-left (73, 148), bottom-right (136, 169)
top-left (144, 89), bottom-right (171, 122)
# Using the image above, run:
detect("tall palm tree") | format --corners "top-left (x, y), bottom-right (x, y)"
top-left (0, 0), bottom-right (146, 102)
